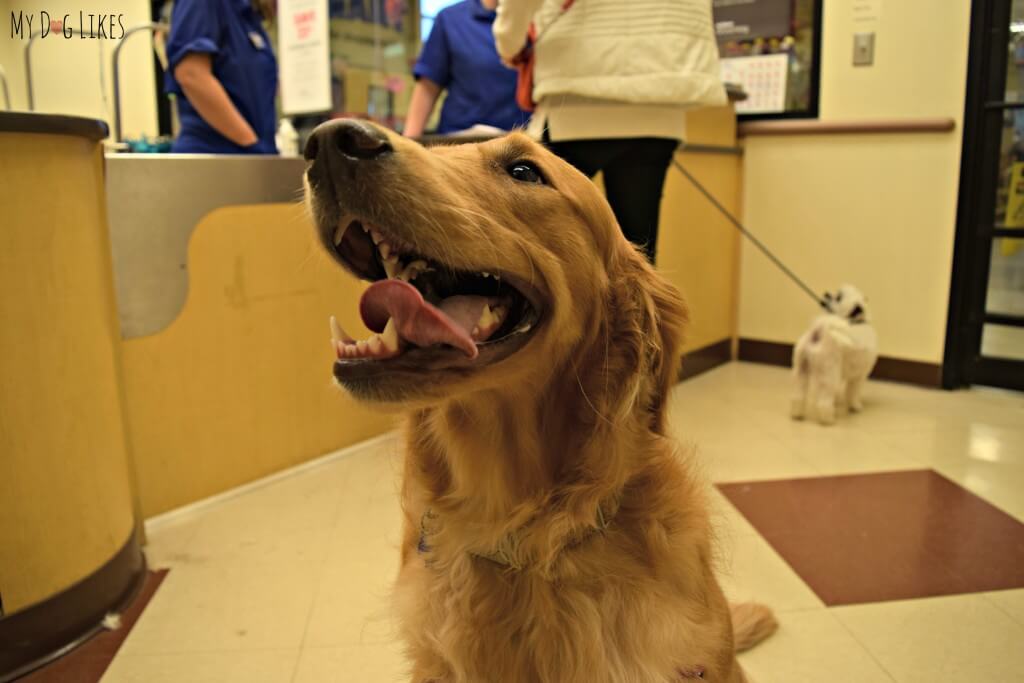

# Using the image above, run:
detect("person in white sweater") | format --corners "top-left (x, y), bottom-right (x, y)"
top-left (493, 0), bottom-right (725, 262)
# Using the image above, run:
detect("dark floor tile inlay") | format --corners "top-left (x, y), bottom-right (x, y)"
top-left (20, 569), bottom-right (169, 683)
top-left (718, 470), bottom-right (1024, 606)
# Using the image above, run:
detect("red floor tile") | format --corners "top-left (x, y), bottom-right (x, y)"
top-left (718, 470), bottom-right (1024, 606)
top-left (19, 569), bottom-right (168, 683)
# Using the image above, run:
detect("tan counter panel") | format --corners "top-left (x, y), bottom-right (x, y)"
top-left (121, 204), bottom-right (396, 517)
top-left (658, 149), bottom-right (742, 354)
top-left (0, 130), bottom-right (137, 614)
top-left (653, 105), bottom-right (742, 356)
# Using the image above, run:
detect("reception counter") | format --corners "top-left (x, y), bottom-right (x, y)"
top-left (0, 102), bottom-right (737, 577)
top-left (104, 155), bottom-right (395, 518)
top-left (659, 104), bottom-right (741, 373)
top-left (107, 108), bottom-right (740, 517)
top-left (0, 112), bottom-right (144, 679)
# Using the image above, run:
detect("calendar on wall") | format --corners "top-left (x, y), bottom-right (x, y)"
top-left (720, 54), bottom-right (790, 114)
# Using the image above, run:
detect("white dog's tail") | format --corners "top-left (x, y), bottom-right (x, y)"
top-left (730, 602), bottom-right (778, 652)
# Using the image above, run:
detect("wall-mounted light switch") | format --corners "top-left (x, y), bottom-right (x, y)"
top-left (854, 32), bottom-right (875, 66)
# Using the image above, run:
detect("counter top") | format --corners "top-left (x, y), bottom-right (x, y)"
top-left (0, 111), bottom-right (108, 142)
top-left (104, 154), bottom-right (307, 339)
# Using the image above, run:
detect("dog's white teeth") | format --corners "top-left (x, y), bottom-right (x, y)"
top-left (517, 322), bottom-right (532, 333)
top-left (367, 335), bottom-right (383, 354)
top-left (329, 316), bottom-right (356, 351)
top-left (370, 228), bottom-right (384, 244)
top-left (333, 225), bottom-right (345, 246)
top-left (381, 318), bottom-right (399, 352)
top-left (384, 258), bottom-right (401, 279)
top-left (379, 242), bottom-right (392, 259)
top-left (361, 223), bottom-right (370, 233)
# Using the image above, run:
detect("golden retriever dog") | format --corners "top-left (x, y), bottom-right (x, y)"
top-left (303, 119), bottom-right (776, 682)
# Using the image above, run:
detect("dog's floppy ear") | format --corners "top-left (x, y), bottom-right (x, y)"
top-left (600, 245), bottom-right (689, 434)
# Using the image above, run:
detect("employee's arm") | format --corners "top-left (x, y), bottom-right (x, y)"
top-left (174, 53), bottom-right (258, 147)
top-left (404, 78), bottom-right (442, 138)
top-left (493, 0), bottom-right (545, 62)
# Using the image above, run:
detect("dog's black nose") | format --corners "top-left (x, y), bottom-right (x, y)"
top-left (304, 119), bottom-right (392, 162)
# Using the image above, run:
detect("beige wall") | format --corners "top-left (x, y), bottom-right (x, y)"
top-left (0, 0), bottom-right (158, 139)
top-left (738, 0), bottom-right (972, 363)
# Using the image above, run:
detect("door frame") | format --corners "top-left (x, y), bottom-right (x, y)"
top-left (944, 0), bottom-right (1024, 390)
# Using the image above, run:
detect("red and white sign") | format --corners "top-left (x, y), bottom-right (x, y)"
top-left (279, 0), bottom-right (331, 115)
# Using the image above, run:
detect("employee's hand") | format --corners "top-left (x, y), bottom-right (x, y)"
top-left (175, 53), bottom-right (261, 148)
top-left (236, 128), bottom-right (259, 148)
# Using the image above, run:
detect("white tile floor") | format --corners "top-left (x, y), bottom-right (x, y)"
top-left (103, 362), bottom-right (1024, 682)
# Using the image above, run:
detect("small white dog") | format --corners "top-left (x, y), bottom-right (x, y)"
top-left (791, 284), bottom-right (878, 425)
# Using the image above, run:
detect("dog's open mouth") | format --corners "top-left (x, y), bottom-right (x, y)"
top-left (326, 218), bottom-right (541, 376)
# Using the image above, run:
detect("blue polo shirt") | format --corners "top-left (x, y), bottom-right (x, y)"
top-left (414, 1), bottom-right (529, 134)
top-left (165, 0), bottom-right (278, 154)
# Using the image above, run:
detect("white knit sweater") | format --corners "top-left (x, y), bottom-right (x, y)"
top-left (493, 0), bottom-right (726, 141)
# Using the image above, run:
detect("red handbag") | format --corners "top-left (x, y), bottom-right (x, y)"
top-left (509, 0), bottom-right (576, 112)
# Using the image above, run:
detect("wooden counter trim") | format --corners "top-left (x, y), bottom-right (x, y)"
top-left (0, 112), bottom-right (108, 142)
top-left (738, 118), bottom-right (956, 137)
top-left (0, 532), bottom-right (145, 682)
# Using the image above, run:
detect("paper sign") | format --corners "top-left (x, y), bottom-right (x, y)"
top-left (852, 0), bottom-right (882, 25)
top-left (720, 54), bottom-right (789, 114)
top-left (279, 0), bottom-right (332, 115)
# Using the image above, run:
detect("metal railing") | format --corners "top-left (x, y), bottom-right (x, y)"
top-left (112, 23), bottom-right (168, 142)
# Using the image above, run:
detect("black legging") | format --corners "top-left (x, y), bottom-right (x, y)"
top-left (544, 135), bottom-right (678, 263)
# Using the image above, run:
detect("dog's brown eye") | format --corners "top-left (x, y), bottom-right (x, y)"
top-left (508, 162), bottom-right (544, 184)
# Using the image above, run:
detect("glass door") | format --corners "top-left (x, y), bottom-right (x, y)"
top-left (946, 0), bottom-right (1024, 390)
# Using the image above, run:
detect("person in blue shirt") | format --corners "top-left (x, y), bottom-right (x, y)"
top-left (165, 0), bottom-right (278, 154)
top-left (404, 0), bottom-right (529, 137)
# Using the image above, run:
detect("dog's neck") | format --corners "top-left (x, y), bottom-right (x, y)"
top-left (426, 376), bottom-right (632, 516)
top-left (407, 358), bottom-right (648, 570)
top-left (428, 392), bottom-right (560, 518)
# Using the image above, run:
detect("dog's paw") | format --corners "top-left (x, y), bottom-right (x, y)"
top-left (816, 402), bottom-right (836, 425)
top-left (849, 399), bottom-right (864, 413)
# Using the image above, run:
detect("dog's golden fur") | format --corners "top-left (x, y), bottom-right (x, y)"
top-left (305, 122), bottom-right (775, 682)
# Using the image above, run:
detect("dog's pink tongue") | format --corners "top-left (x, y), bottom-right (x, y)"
top-left (359, 280), bottom-right (479, 359)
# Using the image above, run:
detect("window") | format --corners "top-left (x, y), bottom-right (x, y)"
top-left (420, 0), bottom-right (461, 39)
top-left (713, 0), bottom-right (822, 120)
